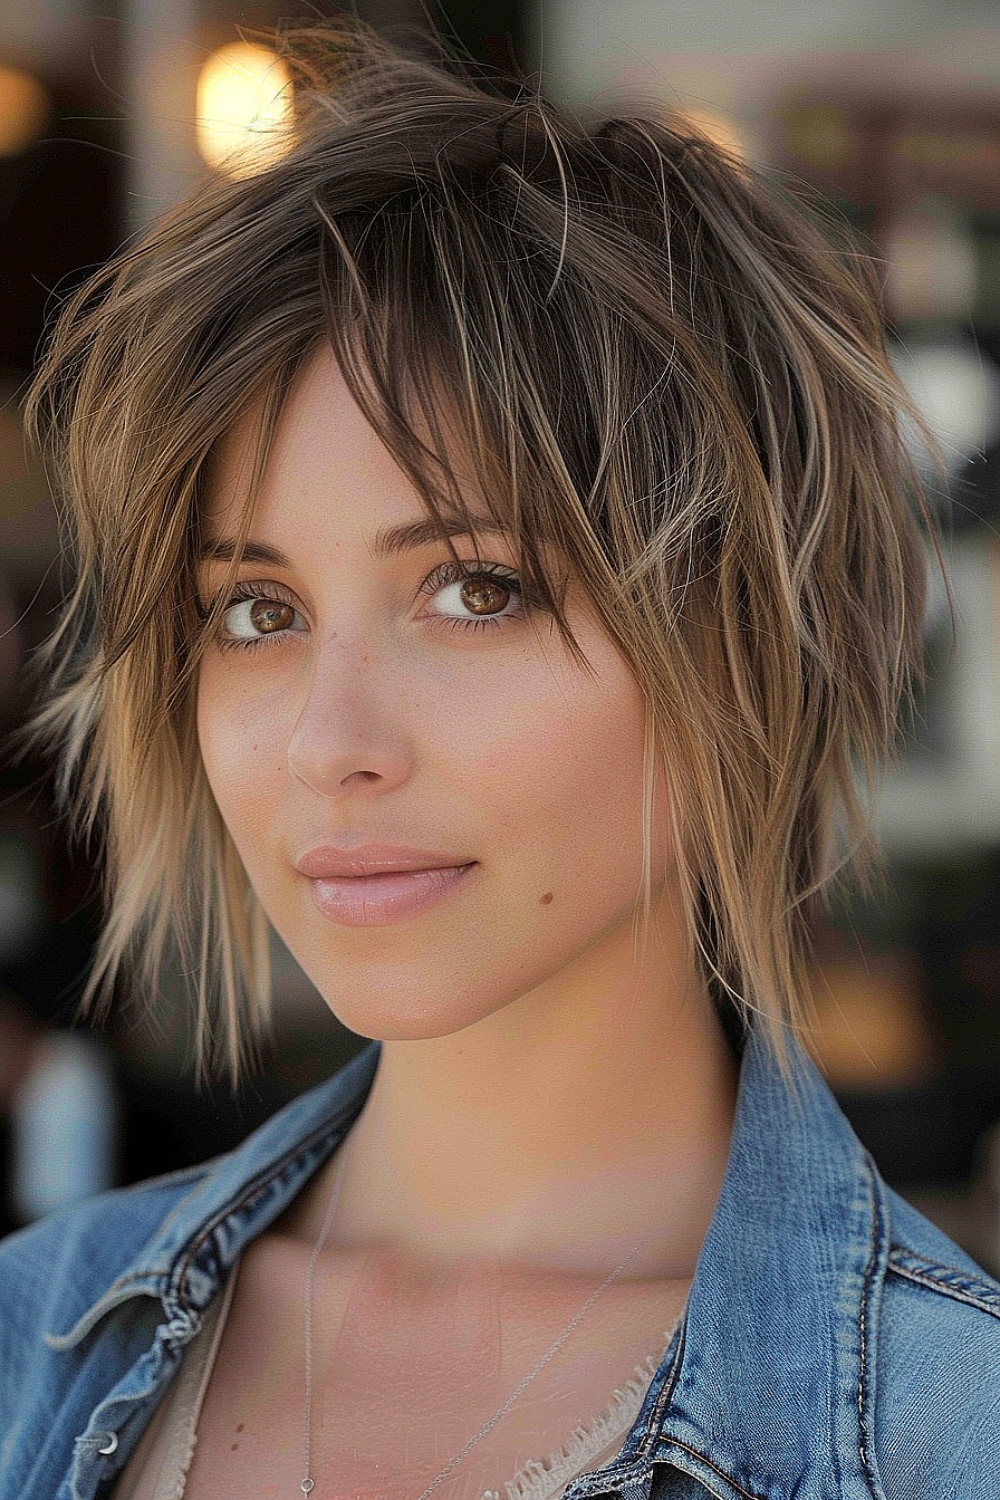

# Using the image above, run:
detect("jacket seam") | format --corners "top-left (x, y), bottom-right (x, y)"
top-left (640, 1313), bottom-right (687, 1452)
top-left (169, 1097), bottom-right (367, 1312)
top-left (886, 1253), bottom-right (1000, 1318)
top-left (857, 1153), bottom-right (888, 1500)
top-left (662, 1440), bottom-right (768, 1500)
top-left (39, 1170), bottom-right (221, 1343)
top-left (44, 1276), bottom-right (170, 1349)
top-left (61, 1268), bottom-right (166, 1299)
top-left (122, 1156), bottom-right (231, 1245)
top-left (634, 1325), bottom-right (763, 1500)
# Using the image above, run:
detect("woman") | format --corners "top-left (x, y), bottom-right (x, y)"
top-left (2, 20), bottom-right (998, 1500)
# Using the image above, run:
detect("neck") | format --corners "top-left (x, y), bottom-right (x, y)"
top-left (303, 887), bottom-right (740, 1282)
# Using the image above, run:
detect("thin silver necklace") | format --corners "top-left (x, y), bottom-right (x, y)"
top-left (300, 1125), bottom-right (656, 1500)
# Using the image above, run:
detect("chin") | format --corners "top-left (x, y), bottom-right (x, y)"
top-left (310, 980), bottom-right (515, 1044)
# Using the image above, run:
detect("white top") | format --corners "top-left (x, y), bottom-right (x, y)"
top-left (113, 1260), bottom-right (678, 1500)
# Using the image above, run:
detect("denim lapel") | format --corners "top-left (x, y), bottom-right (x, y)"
top-left (582, 1023), bottom-right (891, 1500)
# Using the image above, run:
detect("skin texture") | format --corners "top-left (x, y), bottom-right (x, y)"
top-left (121, 344), bottom-right (748, 1499)
top-left (196, 345), bottom-right (738, 1282)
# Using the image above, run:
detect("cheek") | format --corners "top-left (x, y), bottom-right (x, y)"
top-left (481, 649), bottom-right (667, 892)
top-left (195, 662), bottom-right (286, 851)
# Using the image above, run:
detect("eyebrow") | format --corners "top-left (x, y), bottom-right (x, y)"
top-left (198, 515), bottom-right (512, 568)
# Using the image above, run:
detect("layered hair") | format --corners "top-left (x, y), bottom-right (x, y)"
top-left (22, 19), bottom-right (939, 1081)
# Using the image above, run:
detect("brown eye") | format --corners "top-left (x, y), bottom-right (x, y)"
top-left (459, 576), bottom-right (512, 615)
top-left (420, 560), bottom-right (525, 632)
top-left (216, 587), bottom-right (306, 648)
top-left (249, 598), bottom-right (295, 633)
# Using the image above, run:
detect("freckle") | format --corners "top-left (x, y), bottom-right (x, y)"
top-left (236, 1423), bottom-right (245, 1433)
top-left (231, 1441), bottom-right (240, 1451)
top-left (540, 891), bottom-right (553, 905)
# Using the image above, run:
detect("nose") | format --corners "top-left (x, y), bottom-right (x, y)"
top-left (286, 633), bottom-right (414, 797)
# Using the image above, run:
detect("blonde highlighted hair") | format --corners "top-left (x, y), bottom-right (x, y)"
top-left (22, 19), bottom-right (940, 1081)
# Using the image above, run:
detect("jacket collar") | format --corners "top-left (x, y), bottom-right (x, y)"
top-left (594, 1022), bottom-right (890, 1500)
top-left (46, 1044), bottom-right (380, 1350)
top-left (56, 1025), bottom-right (889, 1500)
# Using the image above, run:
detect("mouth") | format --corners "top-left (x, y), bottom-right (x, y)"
top-left (294, 842), bottom-right (476, 879)
top-left (307, 861), bottom-right (478, 927)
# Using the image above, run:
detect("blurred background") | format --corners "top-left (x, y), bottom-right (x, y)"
top-left (1, 0), bottom-right (999, 1271)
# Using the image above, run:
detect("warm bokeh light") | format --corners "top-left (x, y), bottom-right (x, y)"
top-left (0, 66), bottom-right (49, 156)
top-left (195, 41), bottom-right (294, 179)
top-left (672, 106), bottom-right (745, 161)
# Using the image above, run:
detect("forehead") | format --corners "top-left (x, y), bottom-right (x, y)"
top-left (200, 344), bottom-right (490, 545)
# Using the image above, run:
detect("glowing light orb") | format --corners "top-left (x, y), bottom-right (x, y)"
top-left (0, 66), bottom-right (49, 156)
top-left (195, 41), bottom-right (294, 179)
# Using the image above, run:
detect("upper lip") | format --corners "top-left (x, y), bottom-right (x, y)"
top-left (295, 843), bottom-right (476, 878)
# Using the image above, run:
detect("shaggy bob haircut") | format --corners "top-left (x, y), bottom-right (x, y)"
top-left (22, 19), bottom-right (940, 1082)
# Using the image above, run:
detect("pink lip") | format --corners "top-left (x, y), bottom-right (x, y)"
top-left (308, 862), bottom-right (477, 926)
top-left (295, 842), bottom-right (475, 878)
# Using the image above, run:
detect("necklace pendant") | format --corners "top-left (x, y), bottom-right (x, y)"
top-left (300, 1480), bottom-right (315, 1494)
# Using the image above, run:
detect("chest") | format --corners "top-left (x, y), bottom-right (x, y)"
top-left (115, 1238), bottom-right (690, 1500)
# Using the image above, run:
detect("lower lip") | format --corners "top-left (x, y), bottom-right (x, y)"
top-left (308, 863), bottom-right (477, 926)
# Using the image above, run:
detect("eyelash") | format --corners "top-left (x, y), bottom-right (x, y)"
top-left (206, 560), bottom-right (527, 655)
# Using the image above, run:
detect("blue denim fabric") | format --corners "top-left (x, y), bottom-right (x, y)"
top-left (2, 1022), bottom-right (999, 1500)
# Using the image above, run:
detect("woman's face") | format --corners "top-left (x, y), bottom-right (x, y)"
top-left (196, 346), bottom-right (676, 1040)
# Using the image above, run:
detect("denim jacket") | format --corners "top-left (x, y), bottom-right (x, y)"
top-left (2, 1022), bottom-right (999, 1500)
